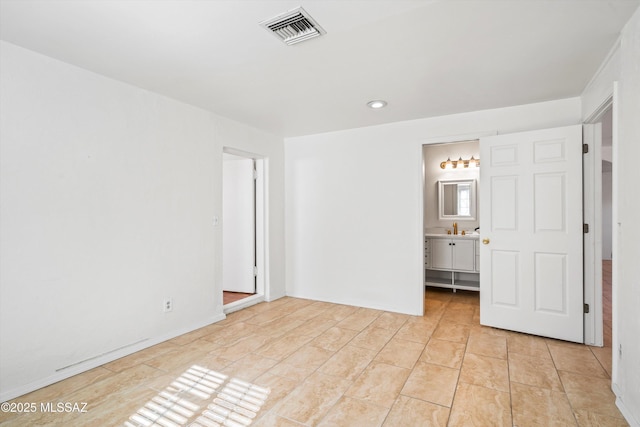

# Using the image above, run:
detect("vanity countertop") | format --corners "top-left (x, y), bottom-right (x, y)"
top-left (425, 233), bottom-right (479, 239)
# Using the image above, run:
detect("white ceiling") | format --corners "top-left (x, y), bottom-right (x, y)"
top-left (1, 0), bottom-right (638, 137)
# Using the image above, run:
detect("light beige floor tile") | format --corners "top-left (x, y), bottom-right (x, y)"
top-left (559, 371), bottom-right (625, 420)
top-left (382, 395), bottom-right (449, 427)
top-left (169, 324), bottom-right (224, 345)
top-left (194, 352), bottom-right (234, 372)
top-left (345, 362), bottom-right (410, 408)
top-left (259, 318), bottom-right (306, 338)
top-left (253, 412), bottom-right (307, 426)
top-left (254, 333), bottom-right (314, 360)
top-left (440, 306), bottom-right (475, 325)
top-left (425, 289), bottom-right (454, 302)
top-left (318, 345), bottom-right (377, 381)
top-left (318, 303), bottom-right (359, 322)
top-left (394, 319), bottom-right (436, 344)
top-left (310, 326), bottom-right (359, 352)
top-left (202, 321), bottom-right (260, 345)
top-left (43, 385), bottom-right (158, 427)
top-left (336, 308), bottom-right (382, 331)
top-left (275, 371), bottom-right (352, 425)
top-left (293, 318), bottom-right (338, 337)
top-left (573, 410), bottom-right (630, 427)
top-left (4, 287), bottom-right (619, 427)
top-left (63, 364), bottom-right (164, 405)
top-left (432, 322), bottom-right (471, 344)
top-left (349, 326), bottom-right (396, 352)
top-left (103, 341), bottom-right (179, 372)
top-left (459, 353), bottom-right (509, 392)
top-left (423, 300), bottom-right (446, 321)
top-left (274, 297), bottom-right (315, 314)
top-left (448, 382), bottom-right (512, 427)
top-left (420, 338), bottom-right (466, 369)
top-left (472, 306), bottom-right (481, 323)
top-left (183, 337), bottom-right (222, 354)
top-left (548, 342), bottom-right (608, 378)
top-left (216, 307), bottom-right (261, 326)
top-left (401, 361), bottom-right (459, 407)
top-left (375, 338), bottom-right (425, 369)
top-left (565, 392), bottom-right (625, 420)
top-left (511, 382), bottom-right (576, 426)
top-left (268, 361), bottom-right (316, 383)
top-left (245, 308), bottom-right (290, 325)
top-left (589, 345), bottom-right (613, 378)
top-left (210, 334), bottom-right (274, 363)
top-left (6, 366), bottom-right (113, 405)
top-left (469, 324), bottom-right (511, 338)
top-left (220, 353), bottom-right (279, 382)
top-left (253, 372), bottom-right (302, 414)
top-left (507, 332), bottom-right (551, 359)
top-left (282, 345), bottom-right (335, 370)
top-left (369, 312), bottom-right (409, 331)
top-left (559, 371), bottom-right (614, 398)
top-left (317, 396), bottom-right (389, 427)
top-left (466, 333), bottom-right (507, 359)
top-left (285, 304), bottom-right (331, 322)
top-left (509, 352), bottom-right (563, 391)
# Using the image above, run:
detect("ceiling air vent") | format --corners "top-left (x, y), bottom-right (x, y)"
top-left (260, 7), bottom-right (326, 46)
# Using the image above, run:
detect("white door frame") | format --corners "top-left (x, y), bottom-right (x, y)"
top-left (222, 147), bottom-right (267, 313)
top-left (583, 96), bottom-right (612, 347)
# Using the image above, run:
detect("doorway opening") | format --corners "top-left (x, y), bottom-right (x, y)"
top-left (222, 148), bottom-right (266, 312)
top-left (422, 140), bottom-right (480, 298)
top-left (583, 101), bottom-right (613, 347)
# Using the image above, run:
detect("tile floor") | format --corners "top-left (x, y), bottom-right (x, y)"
top-left (1, 266), bottom-right (626, 426)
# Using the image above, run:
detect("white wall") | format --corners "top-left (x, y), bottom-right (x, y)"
top-left (0, 41), bottom-right (285, 401)
top-left (613, 7), bottom-right (640, 424)
top-left (285, 98), bottom-right (581, 316)
top-left (581, 7), bottom-right (640, 424)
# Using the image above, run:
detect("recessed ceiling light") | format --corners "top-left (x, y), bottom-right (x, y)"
top-left (367, 100), bottom-right (387, 109)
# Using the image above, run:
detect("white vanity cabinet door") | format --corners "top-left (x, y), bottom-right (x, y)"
top-left (452, 240), bottom-right (475, 271)
top-left (425, 236), bottom-right (479, 292)
top-left (431, 239), bottom-right (453, 270)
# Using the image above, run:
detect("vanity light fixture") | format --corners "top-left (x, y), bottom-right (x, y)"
top-left (367, 100), bottom-right (387, 109)
top-left (440, 156), bottom-right (480, 169)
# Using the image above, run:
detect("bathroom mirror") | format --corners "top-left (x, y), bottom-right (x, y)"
top-left (438, 179), bottom-right (477, 220)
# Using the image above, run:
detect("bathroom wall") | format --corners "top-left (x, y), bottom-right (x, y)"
top-left (423, 140), bottom-right (480, 233)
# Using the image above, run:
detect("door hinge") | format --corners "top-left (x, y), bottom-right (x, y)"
top-left (253, 169), bottom-right (258, 180)
top-left (584, 303), bottom-right (590, 314)
top-left (253, 266), bottom-right (258, 276)
top-left (583, 224), bottom-right (589, 233)
top-left (583, 143), bottom-right (589, 154)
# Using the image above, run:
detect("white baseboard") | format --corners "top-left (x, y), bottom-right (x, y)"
top-left (616, 396), bottom-right (640, 427)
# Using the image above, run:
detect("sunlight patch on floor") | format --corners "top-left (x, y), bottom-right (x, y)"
top-left (124, 365), bottom-right (270, 427)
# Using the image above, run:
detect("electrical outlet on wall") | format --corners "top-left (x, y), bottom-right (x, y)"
top-left (163, 298), bottom-right (173, 313)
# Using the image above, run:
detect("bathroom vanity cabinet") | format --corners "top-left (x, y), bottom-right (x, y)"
top-left (425, 235), bottom-right (479, 292)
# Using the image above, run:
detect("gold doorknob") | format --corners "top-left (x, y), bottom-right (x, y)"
top-left (482, 238), bottom-right (490, 245)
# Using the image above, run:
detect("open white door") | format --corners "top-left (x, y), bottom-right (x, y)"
top-left (479, 125), bottom-right (583, 343)
top-left (222, 154), bottom-right (256, 294)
